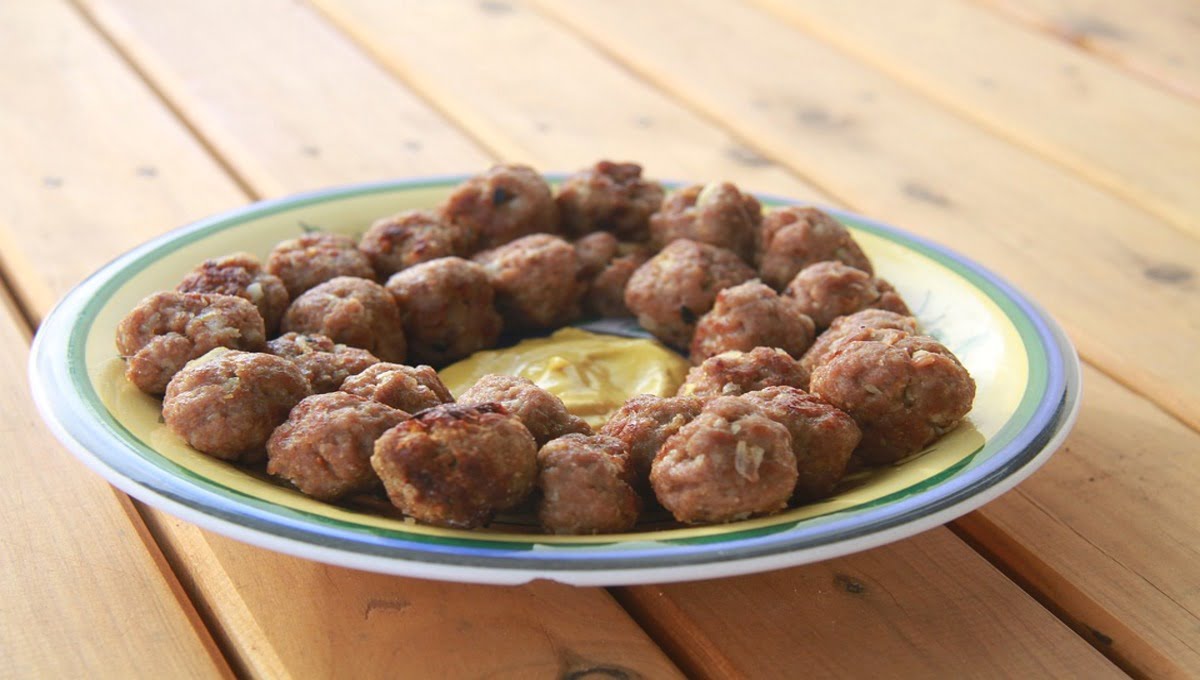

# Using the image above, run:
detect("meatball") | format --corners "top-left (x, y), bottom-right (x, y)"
top-left (358, 209), bottom-right (472, 279)
top-left (809, 331), bottom-right (975, 465)
top-left (556, 161), bottom-right (664, 241)
top-left (574, 233), bottom-right (650, 318)
top-left (801, 309), bottom-right (919, 375)
top-left (783, 261), bottom-right (910, 330)
top-left (689, 281), bottom-right (816, 364)
top-left (385, 257), bottom-right (503, 365)
top-left (340, 362), bottom-right (454, 414)
top-left (457, 374), bottom-right (591, 446)
top-left (624, 239), bottom-right (756, 349)
top-left (742, 387), bottom-right (861, 502)
top-left (266, 332), bottom-right (379, 393)
top-left (176, 252), bottom-right (289, 334)
top-left (473, 234), bottom-right (584, 330)
top-left (266, 232), bottom-right (375, 298)
top-left (599, 394), bottom-right (704, 493)
top-left (757, 207), bottom-right (872, 289)
top-left (162, 350), bottom-right (311, 462)
top-left (537, 434), bottom-right (641, 535)
top-left (116, 292), bottom-right (266, 395)
top-left (441, 164), bottom-right (558, 250)
top-left (371, 403), bottom-right (538, 528)
top-left (649, 182), bottom-right (761, 262)
top-left (678, 347), bottom-right (810, 398)
top-left (574, 231), bottom-right (620, 280)
top-left (282, 276), bottom-right (406, 363)
top-left (651, 397), bottom-right (797, 524)
top-left (266, 392), bottom-right (409, 501)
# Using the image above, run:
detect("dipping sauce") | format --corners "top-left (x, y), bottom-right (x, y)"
top-left (439, 328), bottom-right (689, 428)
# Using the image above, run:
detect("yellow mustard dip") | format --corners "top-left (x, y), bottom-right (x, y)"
top-left (438, 328), bottom-right (690, 428)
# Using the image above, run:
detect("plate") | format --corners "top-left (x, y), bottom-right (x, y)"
top-left (29, 176), bottom-right (1080, 586)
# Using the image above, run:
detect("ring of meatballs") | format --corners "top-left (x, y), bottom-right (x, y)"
top-left (556, 161), bottom-right (664, 241)
top-left (689, 280), bottom-right (816, 365)
top-left (340, 362), bottom-right (455, 414)
top-left (441, 164), bottom-right (559, 250)
top-left (266, 232), bottom-right (375, 298)
top-left (282, 276), bottom-right (407, 363)
top-left (457, 374), bottom-right (591, 446)
top-left (757, 207), bottom-right (873, 289)
top-left (649, 182), bottom-right (761, 262)
top-left (784, 261), bottom-right (910, 329)
top-left (176, 252), bottom-right (290, 334)
top-left (473, 234), bottom-right (585, 330)
top-left (537, 434), bottom-right (641, 535)
top-left (266, 332), bottom-right (380, 393)
top-left (358, 209), bottom-right (473, 279)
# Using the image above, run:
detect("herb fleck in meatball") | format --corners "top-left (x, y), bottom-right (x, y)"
top-left (651, 397), bottom-right (797, 524)
top-left (266, 392), bottom-right (408, 501)
top-left (162, 350), bottom-right (311, 462)
top-left (457, 374), bottom-right (591, 446)
top-left (678, 347), bottom-right (810, 398)
top-left (473, 234), bottom-right (584, 330)
top-left (371, 403), bottom-right (538, 528)
top-left (386, 257), bottom-right (503, 366)
top-left (266, 232), bottom-right (375, 298)
top-left (624, 239), bottom-right (756, 349)
top-left (757, 207), bottom-right (872, 290)
top-left (783, 261), bottom-right (909, 330)
top-left (689, 280), bottom-right (816, 364)
top-left (176, 252), bottom-right (289, 334)
top-left (809, 331), bottom-right (975, 465)
top-left (556, 161), bottom-right (664, 241)
top-left (441, 164), bottom-right (558, 250)
top-left (340, 362), bottom-right (454, 414)
top-left (537, 434), bottom-right (641, 535)
top-left (599, 394), bottom-right (705, 493)
top-left (801, 309), bottom-right (919, 375)
top-left (266, 332), bottom-right (379, 393)
top-left (282, 276), bottom-right (406, 363)
top-left (649, 182), bottom-right (761, 262)
top-left (358, 209), bottom-right (472, 279)
top-left (116, 292), bottom-right (266, 395)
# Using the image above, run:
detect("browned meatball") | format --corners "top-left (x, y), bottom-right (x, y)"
top-left (282, 276), bottom-right (406, 363)
top-left (742, 387), bottom-right (861, 502)
top-left (340, 362), bottom-right (454, 414)
top-left (574, 231), bottom-right (620, 280)
top-left (162, 350), bottom-right (311, 462)
top-left (176, 252), bottom-right (289, 334)
top-left (386, 257), bottom-right (503, 365)
top-left (371, 403), bottom-right (538, 528)
top-left (473, 234), bottom-right (584, 330)
top-left (649, 182), bottom-right (761, 262)
top-left (689, 281), bottom-right (816, 365)
top-left (358, 209), bottom-right (473, 279)
top-left (801, 309), bottom-right (919, 375)
top-left (116, 292), bottom-right (266, 395)
top-left (556, 161), bottom-right (664, 241)
top-left (599, 394), bottom-right (704, 493)
top-left (574, 233), bottom-right (650, 318)
top-left (457, 374), bottom-right (591, 446)
top-left (757, 207), bottom-right (873, 290)
top-left (441, 164), bottom-right (558, 250)
top-left (266, 392), bottom-right (409, 501)
top-left (537, 434), bottom-right (641, 534)
top-left (266, 232), bottom-right (375, 298)
top-left (266, 332), bottom-right (379, 393)
top-left (678, 347), bottom-right (810, 398)
top-left (624, 239), bottom-right (756, 349)
top-left (651, 397), bottom-right (797, 524)
top-left (809, 331), bottom-right (975, 465)
top-left (783, 261), bottom-right (910, 330)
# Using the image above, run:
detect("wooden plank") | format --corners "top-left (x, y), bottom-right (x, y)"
top-left (753, 0), bottom-right (1200, 239)
top-left (979, 0), bottom-right (1200, 102)
top-left (534, 0), bottom-right (1200, 434)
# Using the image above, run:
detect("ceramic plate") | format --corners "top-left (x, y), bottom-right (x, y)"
top-left (29, 176), bottom-right (1080, 586)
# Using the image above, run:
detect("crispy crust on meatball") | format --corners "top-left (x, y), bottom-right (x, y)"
top-left (742, 387), bottom-right (861, 502)
top-left (266, 392), bottom-right (409, 501)
top-left (783, 261), bottom-right (909, 330)
top-left (801, 309), bottom-right (919, 375)
top-left (282, 276), bottom-right (407, 363)
top-left (599, 394), bottom-right (705, 493)
top-left (176, 252), bottom-right (289, 334)
top-left (162, 350), bottom-right (311, 462)
top-left (649, 182), bottom-right (761, 262)
top-left (556, 161), bottom-right (664, 241)
top-left (757, 207), bottom-right (872, 289)
top-left (689, 281), bottom-right (816, 365)
top-left (386, 257), bottom-right (503, 366)
top-left (441, 164), bottom-right (559, 250)
top-left (266, 232), bottom-right (375, 299)
top-left (624, 239), bottom-right (756, 349)
top-left (457, 374), bottom-right (591, 446)
top-left (473, 234), bottom-right (584, 330)
top-left (537, 434), bottom-right (641, 534)
top-left (339, 362), bottom-right (454, 414)
top-left (809, 331), bottom-right (975, 465)
top-left (371, 403), bottom-right (538, 528)
top-left (116, 292), bottom-right (266, 395)
top-left (651, 397), bottom-right (797, 524)
top-left (678, 347), bottom-right (810, 398)
top-left (358, 209), bottom-right (472, 279)
top-left (266, 332), bottom-right (379, 393)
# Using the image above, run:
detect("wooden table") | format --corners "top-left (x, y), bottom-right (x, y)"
top-left (3, 1), bottom-right (1197, 677)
